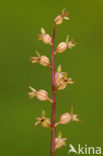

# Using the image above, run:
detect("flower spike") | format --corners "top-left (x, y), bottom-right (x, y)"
top-left (38, 28), bottom-right (52, 45)
top-left (28, 9), bottom-right (80, 155)
top-left (54, 8), bottom-right (69, 25)
top-left (28, 87), bottom-right (53, 103)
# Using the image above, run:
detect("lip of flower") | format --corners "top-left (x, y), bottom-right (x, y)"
top-left (55, 75), bottom-right (73, 90)
top-left (72, 114), bottom-right (80, 122)
top-left (55, 137), bottom-right (67, 150)
top-left (32, 57), bottom-right (40, 63)
top-left (68, 40), bottom-right (76, 49)
top-left (35, 111), bottom-right (51, 128)
top-left (56, 79), bottom-right (68, 90)
top-left (41, 118), bottom-right (51, 128)
top-left (55, 65), bottom-right (74, 90)
top-left (55, 131), bottom-right (67, 150)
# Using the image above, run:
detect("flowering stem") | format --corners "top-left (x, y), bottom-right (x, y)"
top-left (50, 23), bottom-right (56, 156)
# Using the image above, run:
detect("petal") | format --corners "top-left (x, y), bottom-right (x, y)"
top-left (29, 86), bottom-right (37, 93)
top-left (67, 78), bottom-right (74, 84)
top-left (42, 110), bottom-right (46, 117)
top-left (35, 50), bottom-right (40, 57)
top-left (62, 8), bottom-right (66, 14)
top-left (35, 121), bottom-right (40, 127)
top-left (66, 35), bottom-right (69, 43)
top-left (64, 16), bottom-right (69, 20)
top-left (58, 131), bottom-right (62, 138)
top-left (41, 28), bottom-right (46, 35)
top-left (57, 65), bottom-right (62, 73)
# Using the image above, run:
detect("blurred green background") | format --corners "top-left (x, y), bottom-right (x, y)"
top-left (0, 0), bottom-right (103, 155)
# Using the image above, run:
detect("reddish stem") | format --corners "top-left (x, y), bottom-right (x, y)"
top-left (50, 23), bottom-right (56, 156)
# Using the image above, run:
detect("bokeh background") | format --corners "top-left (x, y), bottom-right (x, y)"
top-left (0, 0), bottom-right (103, 155)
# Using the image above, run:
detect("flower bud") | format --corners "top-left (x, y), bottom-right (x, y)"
top-left (38, 28), bottom-right (52, 45)
top-left (55, 131), bottom-right (67, 150)
top-left (54, 35), bottom-right (76, 55)
top-left (57, 42), bottom-right (68, 53)
top-left (40, 55), bottom-right (50, 66)
top-left (28, 87), bottom-right (53, 103)
top-left (55, 107), bottom-right (80, 126)
top-left (54, 9), bottom-right (69, 25)
top-left (36, 90), bottom-right (48, 101)
top-left (55, 15), bottom-right (63, 25)
top-left (36, 90), bottom-right (53, 103)
top-left (59, 113), bottom-right (72, 124)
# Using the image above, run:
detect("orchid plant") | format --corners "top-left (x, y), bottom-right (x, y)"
top-left (28, 9), bottom-right (80, 156)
